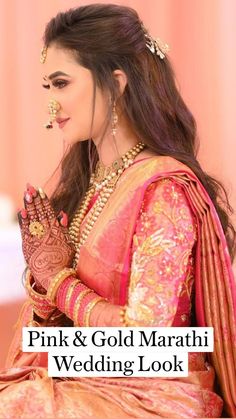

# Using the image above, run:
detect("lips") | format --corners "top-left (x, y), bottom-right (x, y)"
top-left (56, 117), bottom-right (70, 129)
top-left (56, 117), bottom-right (70, 124)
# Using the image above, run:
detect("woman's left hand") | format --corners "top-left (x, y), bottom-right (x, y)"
top-left (18, 183), bottom-right (76, 291)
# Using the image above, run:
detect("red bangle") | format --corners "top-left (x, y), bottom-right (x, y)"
top-left (56, 275), bottom-right (76, 312)
top-left (68, 282), bottom-right (88, 319)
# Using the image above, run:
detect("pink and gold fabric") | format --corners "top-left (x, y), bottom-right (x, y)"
top-left (0, 156), bottom-right (235, 418)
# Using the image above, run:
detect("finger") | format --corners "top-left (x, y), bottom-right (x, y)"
top-left (27, 184), bottom-right (50, 228)
top-left (18, 208), bottom-right (30, 237)
top-left (24, 190), bottom-right (37, 221)
top-left (37, 187), bottom-right (56, 225)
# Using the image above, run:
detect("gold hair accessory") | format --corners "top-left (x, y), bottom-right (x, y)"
top-left (141, 23), bottom-right (170, 59)
top-left (29, 221), bottom-right (45, 239)
top-left (40, 46), bottom-right (47, 64)
top-left (44, 99), bottom-right (61, 129)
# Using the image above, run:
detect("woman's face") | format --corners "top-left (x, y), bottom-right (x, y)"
top-left (42, 45), bottom-right (109, 144)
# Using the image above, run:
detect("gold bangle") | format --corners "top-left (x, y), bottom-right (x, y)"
top-left (25, 269), bottom-right (47, 301)
top-left (84, 297), bottom-right (105, 327)
top-left (65, 279), bottom-right (80, 317)
top-left (47, 268), bottom-right (76, 304)
top-left (73, 289), bottom-right (93, 326)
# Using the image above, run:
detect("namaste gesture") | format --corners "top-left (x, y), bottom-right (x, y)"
top-left (18, 184), bottom-right (76, 291)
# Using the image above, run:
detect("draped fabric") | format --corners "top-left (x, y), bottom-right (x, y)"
top-left (0, 156), bottom-right (235, 418)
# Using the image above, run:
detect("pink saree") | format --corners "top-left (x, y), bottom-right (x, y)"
top-left (0, 156), bottom-right (235, 418)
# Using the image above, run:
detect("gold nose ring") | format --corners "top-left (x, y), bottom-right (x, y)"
top-left (44, 99), bottom-right (61, 129)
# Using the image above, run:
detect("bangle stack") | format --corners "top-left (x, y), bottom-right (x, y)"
top-left (47, 268), bottom-right (77, 304)
top-left (26, 267), bottom-right (107, 328)
top-left (56, 276), bottom-right (106, 327)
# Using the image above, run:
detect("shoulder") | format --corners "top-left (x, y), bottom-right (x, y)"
top-left (146, 155), bottom-right (196, 176)
top-left (137, 177), bottom-right (197, 243)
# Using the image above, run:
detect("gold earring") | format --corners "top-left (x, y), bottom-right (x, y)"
top-left (111, 101), bottom-right (118, 137)
top-left (44, 99), bottom-right (61, 129)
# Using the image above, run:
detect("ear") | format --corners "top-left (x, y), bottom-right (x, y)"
top-left (112, 69), bottom-right (128, 96)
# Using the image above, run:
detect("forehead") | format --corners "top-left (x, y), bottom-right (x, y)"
top-left (42, 46), bottom-right (80, 79)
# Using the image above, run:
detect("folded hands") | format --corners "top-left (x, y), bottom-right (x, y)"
top-left (18, 183), bottom-right (75, 291)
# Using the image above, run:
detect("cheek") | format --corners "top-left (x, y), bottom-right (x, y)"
top-left (93, 94), bottom-right (110, 131)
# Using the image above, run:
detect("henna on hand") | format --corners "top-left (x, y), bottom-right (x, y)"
top-left (18, 184), bottom-right (76, 291)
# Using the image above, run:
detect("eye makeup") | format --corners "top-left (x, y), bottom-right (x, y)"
top-left (42, 79), bottom-right (69, 89)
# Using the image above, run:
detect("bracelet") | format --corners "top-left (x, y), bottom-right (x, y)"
top-left (77, 292), bottom-right (98, 326)
top-left (56, 276), bottom-right (78, 313)
top-left (73, 289), bottom-right (93, 326)
top-left (25, 269), bottom-right (56, 319)
top-left (47, 268), bottom-right (76, 304)
top-left (119, 305), bottom-right (128, 326)
top-left (65, 279), bottom-right (80, 317)
top-left (83, 297), bottom-right (106, 327)
top-left (67, 282), bottom-right (88, 319)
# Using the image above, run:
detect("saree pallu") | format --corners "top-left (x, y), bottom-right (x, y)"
top-left (0, 156), bottom-right (235, 418)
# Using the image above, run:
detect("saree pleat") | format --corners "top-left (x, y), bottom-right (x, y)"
top-left (173, 174), bottom-right (236, 416)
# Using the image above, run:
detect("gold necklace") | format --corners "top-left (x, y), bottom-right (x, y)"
top-left (69, 141), bottom-right (146, 268)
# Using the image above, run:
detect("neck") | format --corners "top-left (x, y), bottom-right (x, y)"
top-left (92, 115), bottom-right (141, 167)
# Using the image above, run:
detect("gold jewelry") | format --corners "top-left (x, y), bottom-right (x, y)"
top-left (73, 289), bottom-right (93, 326)
top-left (111, 101), bottom-right (118, 137)
top-left (44, 99), bottom-right (61, 129)
top-left (119, 305), bottom-right (128, 326)
top-left (29, 221), bottom-right (45, 239)
top-left (47, 268), bottom-right (76, 304)
top-left (40, 46), bottom-right (47, 63)
top-left (84, 296), bottom-right (105, 327)
top-left (69, 141), bottom-right (146, 267)
top-left (141, 23), bottom-right (170, 59)
top-left (65, 279), bottom-right (80, 316)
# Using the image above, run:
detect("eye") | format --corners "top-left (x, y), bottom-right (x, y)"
top-left (42, 80), bottom-right (68, 90)
top-left (52, 79), bottom-right (68, 89)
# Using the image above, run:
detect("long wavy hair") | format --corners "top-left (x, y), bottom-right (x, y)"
top-left (43, 3), bottom-right (236, 263)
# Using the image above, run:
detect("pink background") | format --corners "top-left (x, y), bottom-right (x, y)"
top-left (0, 0), bottom-right (235, 368)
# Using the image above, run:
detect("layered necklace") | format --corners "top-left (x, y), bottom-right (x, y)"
top-left (69, 141), bottom-right (146, 268)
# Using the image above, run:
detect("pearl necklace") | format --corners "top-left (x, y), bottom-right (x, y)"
top-left (69, 141), bottom-right (146, 268)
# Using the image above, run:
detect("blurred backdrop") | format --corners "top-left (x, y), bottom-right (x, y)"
top-left (0, 0), bottom-right (236, 368)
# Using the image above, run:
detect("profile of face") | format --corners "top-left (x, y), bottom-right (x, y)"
top-left (42, 45), bottom-right (112, 144)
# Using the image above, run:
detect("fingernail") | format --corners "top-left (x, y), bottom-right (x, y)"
top-left (38, 187), bottom-right (46, 199)
top-left (24, 191), bottom-right (33, 203)
top-left (26, 183), bottom-right (38, 197)
top-left (60, 211), bottom-right (68, 227)
top-left (20, 209), bottom-right (28, 219)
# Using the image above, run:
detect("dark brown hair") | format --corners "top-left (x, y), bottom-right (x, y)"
top-left (43, 3), bottom-right (235, 262)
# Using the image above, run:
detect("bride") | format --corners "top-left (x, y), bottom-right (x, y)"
top-left (0, 4), bottom-right (235, 418)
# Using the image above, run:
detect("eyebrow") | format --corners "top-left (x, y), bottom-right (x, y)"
top-left (43, 71), bottom-right (71, 81)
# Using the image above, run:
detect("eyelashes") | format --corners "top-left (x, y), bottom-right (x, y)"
top-left (42, 79), bottom-right (68, 90)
